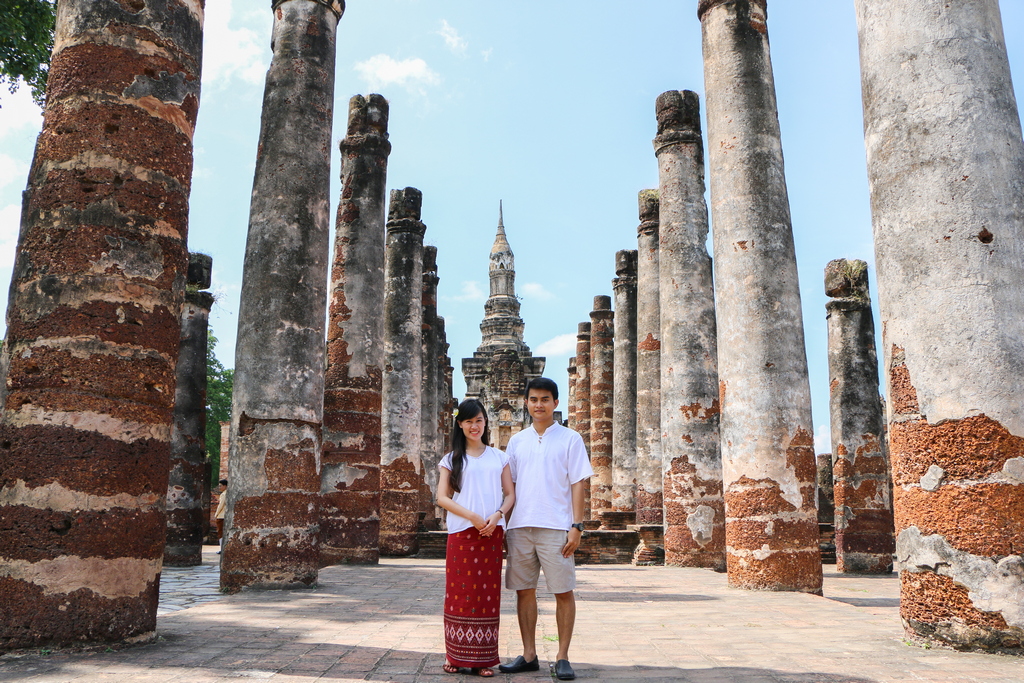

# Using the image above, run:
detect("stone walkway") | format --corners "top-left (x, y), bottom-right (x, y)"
top-left (1, 548), bottom-right (1021, 682)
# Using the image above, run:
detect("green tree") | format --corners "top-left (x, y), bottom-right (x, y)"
top-left (0, 0), bottom-right (56, 106)
top-left (206, 332), bottom-right (234, 486)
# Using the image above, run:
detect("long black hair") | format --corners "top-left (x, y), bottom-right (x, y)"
top-left (449, 398), bottom-right (490, 494)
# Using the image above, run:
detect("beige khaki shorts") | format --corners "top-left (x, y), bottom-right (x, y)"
top-left (505, 527), bottom-right (576, 594)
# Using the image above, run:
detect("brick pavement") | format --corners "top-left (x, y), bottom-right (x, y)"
top-left (1, 548), bottom-right (1021, 682)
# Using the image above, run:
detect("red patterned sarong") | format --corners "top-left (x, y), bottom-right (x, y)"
top-left (443, 526), bottom-right (504, 668)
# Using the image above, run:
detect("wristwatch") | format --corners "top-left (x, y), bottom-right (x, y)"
top-left (570, 522), bottom-right (584, 532)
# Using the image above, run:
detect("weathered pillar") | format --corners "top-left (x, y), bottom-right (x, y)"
top-left (567, 358), bottom-right (578, 430)
top-left (321, 93), bottom-right (390, 566)
top-left (612, 250), bottom-right (638, 512)
top-left (218, 421), bottom-right (230, 482)
top-left (0, 0), bottom-right (203, 649)
top-left (166, 254), bottom-right (215, 567)
top-left (379, 188), bottom-right (426, 556)
top-left (700, 0), bottom-right (821, 593)
top-left (420, 245), bottom-right (441, 522)
top-left (655, 90), bottom-right (725, 571)
top-left (855, 0), bottom-right (1024, 649)
top-left (574, 322), bottom-right (593, 519)
top-left (589, 296), bottom-right (615, 518)
top-left (824, 259), bottom-right (893, 574)
top-left (635, 190), bottom-right (664, 525)
top-left (223, 0), bottom-right (343, 591)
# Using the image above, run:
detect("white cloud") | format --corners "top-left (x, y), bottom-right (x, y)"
top-left (438, 20), bottom-right (467, 55)
top-left (814, 424), bottom-right (832, 455)
top-left (481, 48), bottom-right (493, 62)
top-left (443, 280), bottom-right (485, 303)
top-left (354, 55), bottom-right (440, 93)
top-left (0, 84), bottom-right (43, 135)
top-left (521, 282), bottom-right (555, 301)
top-left (536, 333), bottom-right (577, 357)
top-left (0, 154), bottom-right (27, 191)
top-left (0, 203), bottom-right (22, 273)
top-left (201, 0), bottom-right (267, 88)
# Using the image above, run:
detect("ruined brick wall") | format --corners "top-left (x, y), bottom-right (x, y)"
top-left (222, 0), bottom-right (343, 591)
top-left (655, 91), bottom-right (724, 571)
top-left (855, 0), bottom-right (1024, 649)
top-left (700, 0), bottom-right (821, 593)
top-left (321, 94), bottom-right (390, 567)
top-left (0, 0), bottom-right (203, 649)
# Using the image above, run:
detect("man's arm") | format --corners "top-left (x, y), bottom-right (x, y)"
top-left (561, 478), bottom-right (587, 557)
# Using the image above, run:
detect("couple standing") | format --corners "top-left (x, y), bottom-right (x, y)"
top-left (436, 377), bottom-right (592, 680)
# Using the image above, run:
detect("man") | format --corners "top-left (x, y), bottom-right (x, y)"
top-left (215, 479), bottom-right (228, 553)
top-left (500, 377), bottom-right (592, 681)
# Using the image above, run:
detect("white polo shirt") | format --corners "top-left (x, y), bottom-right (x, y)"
top-left (506, 422), bottom-right (593, 532)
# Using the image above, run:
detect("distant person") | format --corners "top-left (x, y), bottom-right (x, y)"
top-left (215, 479), bottom-right (227, 554)
top-left (499, 377), bottom-right (592, 681)
top-left (436, 398), bottom-right (515, 678)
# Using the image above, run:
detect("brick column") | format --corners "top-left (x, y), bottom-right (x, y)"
top-left (700, 0), bottom-right (821, 593)
top-left (420, 246), bottom-right (441, 524)
top-left (655, 90), bottom-right (725, 570)
top-left (0, 0), bottom-right (203, 647)
top-left (824, 259), bottom-right (893, 574)
top-left (321, 93), bottom-right (390, 566)
top-left (855, 0), bottom-right (1024, 649)
top-left (166, 254), bottom-right (215, 567)
top-left (574, 322), bottom-right (593, 519)
top-left (589, 296), bottom-right (615, 518)
top-left (223, 0), bottom-right (343, 591)
top-left (379, 188), bottom-right (426, 556)
top-left (612, 250), bottom-right (638, 513)
top-left (635, 190), bottom-right (663, 525)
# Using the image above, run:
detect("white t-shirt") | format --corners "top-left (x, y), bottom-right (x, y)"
top-left (506, 422), bottom-right (593, 532)
top-left (439, 446), bottom-right (510, 534)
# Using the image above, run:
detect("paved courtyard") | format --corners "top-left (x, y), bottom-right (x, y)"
top-left (1, 547), bottom-right (1021, 682)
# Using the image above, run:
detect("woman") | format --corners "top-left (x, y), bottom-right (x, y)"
top-left (437, 399), bottom-right (515, 678)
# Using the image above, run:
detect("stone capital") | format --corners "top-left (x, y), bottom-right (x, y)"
top-left (697, 0), bottom-right (766, 22)
top-left (273, 0), bottom-right (344, 20)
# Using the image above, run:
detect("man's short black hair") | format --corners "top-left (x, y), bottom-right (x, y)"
top-left (525, 377), bottom-right (558, 401)
top-left (219, 479), bottom-right (228, 486)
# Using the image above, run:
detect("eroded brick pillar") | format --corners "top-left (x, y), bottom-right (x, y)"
top-left (589, 296), bottom-right (614, 517)
top-left (825, 259), bottom-right (893, 574)
top-left (380, 188), bottom-right (426, 556)
top-left (420, 246), bottom-right (441, 523)
top-left (700, 0), bottom-right (821, 593)
top-left (166, 254), bottom-right (214, 567)
top-left (321, 93), bottom-right (389, 567)
top-left (574, 323), bottom-right (593, 519)
top-left (855, 0), bottom-right (1024, 649)
top-left (222, 0), bottom-right (343, 591)
top-left (612, 251), bottom-right (638, 513)
top-left (567, 358), bottom-right (578, 430)
top-left (655, 90), bottom-right (725, 571)
top-left (635, 190), bottom-right (663, 525)
top-left (0, 0), bottom-right (203, 648)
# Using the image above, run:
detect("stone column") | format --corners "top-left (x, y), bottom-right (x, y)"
top-left (855, 0), bottom-right (1024, 649)
top-left (700, 0), bottom-right (821, 593)
top-left (223, 0), bottom-right (343, 591)
top-left (574, 322), bottom-right (593, 519)
top-left (655, 90), bottom-right (725, 571)
top-left (567, 358), bottom-right (578, 430)
top-left (612, 250), bottom-right (638, 513)
top-left (589, 296), bottom-right (615, 518)
top-left (379, 188), bottom-right (427, 556)
top-left (0, 0), bottom-right (203, 648)
top-left (825, 259), bottom-right (893, 574)
top-left (166, 254), bottom-right (215, 567)
top-left (219, 422), bottom-right (230, 482)
top-left (635, 190), bottom-right (664, 525)
top-left (321, 93), bottom-right (390, 567)
top-left (420, 245), bottom-right (441, 522)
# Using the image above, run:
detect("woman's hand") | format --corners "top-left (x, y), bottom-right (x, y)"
top-left (470, 513), bottom-right (488, 532)
top-left (478, 512), bottom-right (501, 537)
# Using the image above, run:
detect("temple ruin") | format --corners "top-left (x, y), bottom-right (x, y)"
top-left (0, 0), bottom-right (1020, 658)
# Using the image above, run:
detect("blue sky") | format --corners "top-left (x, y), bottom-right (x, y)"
top-left (1, 1), bottom-right (1022, 454)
